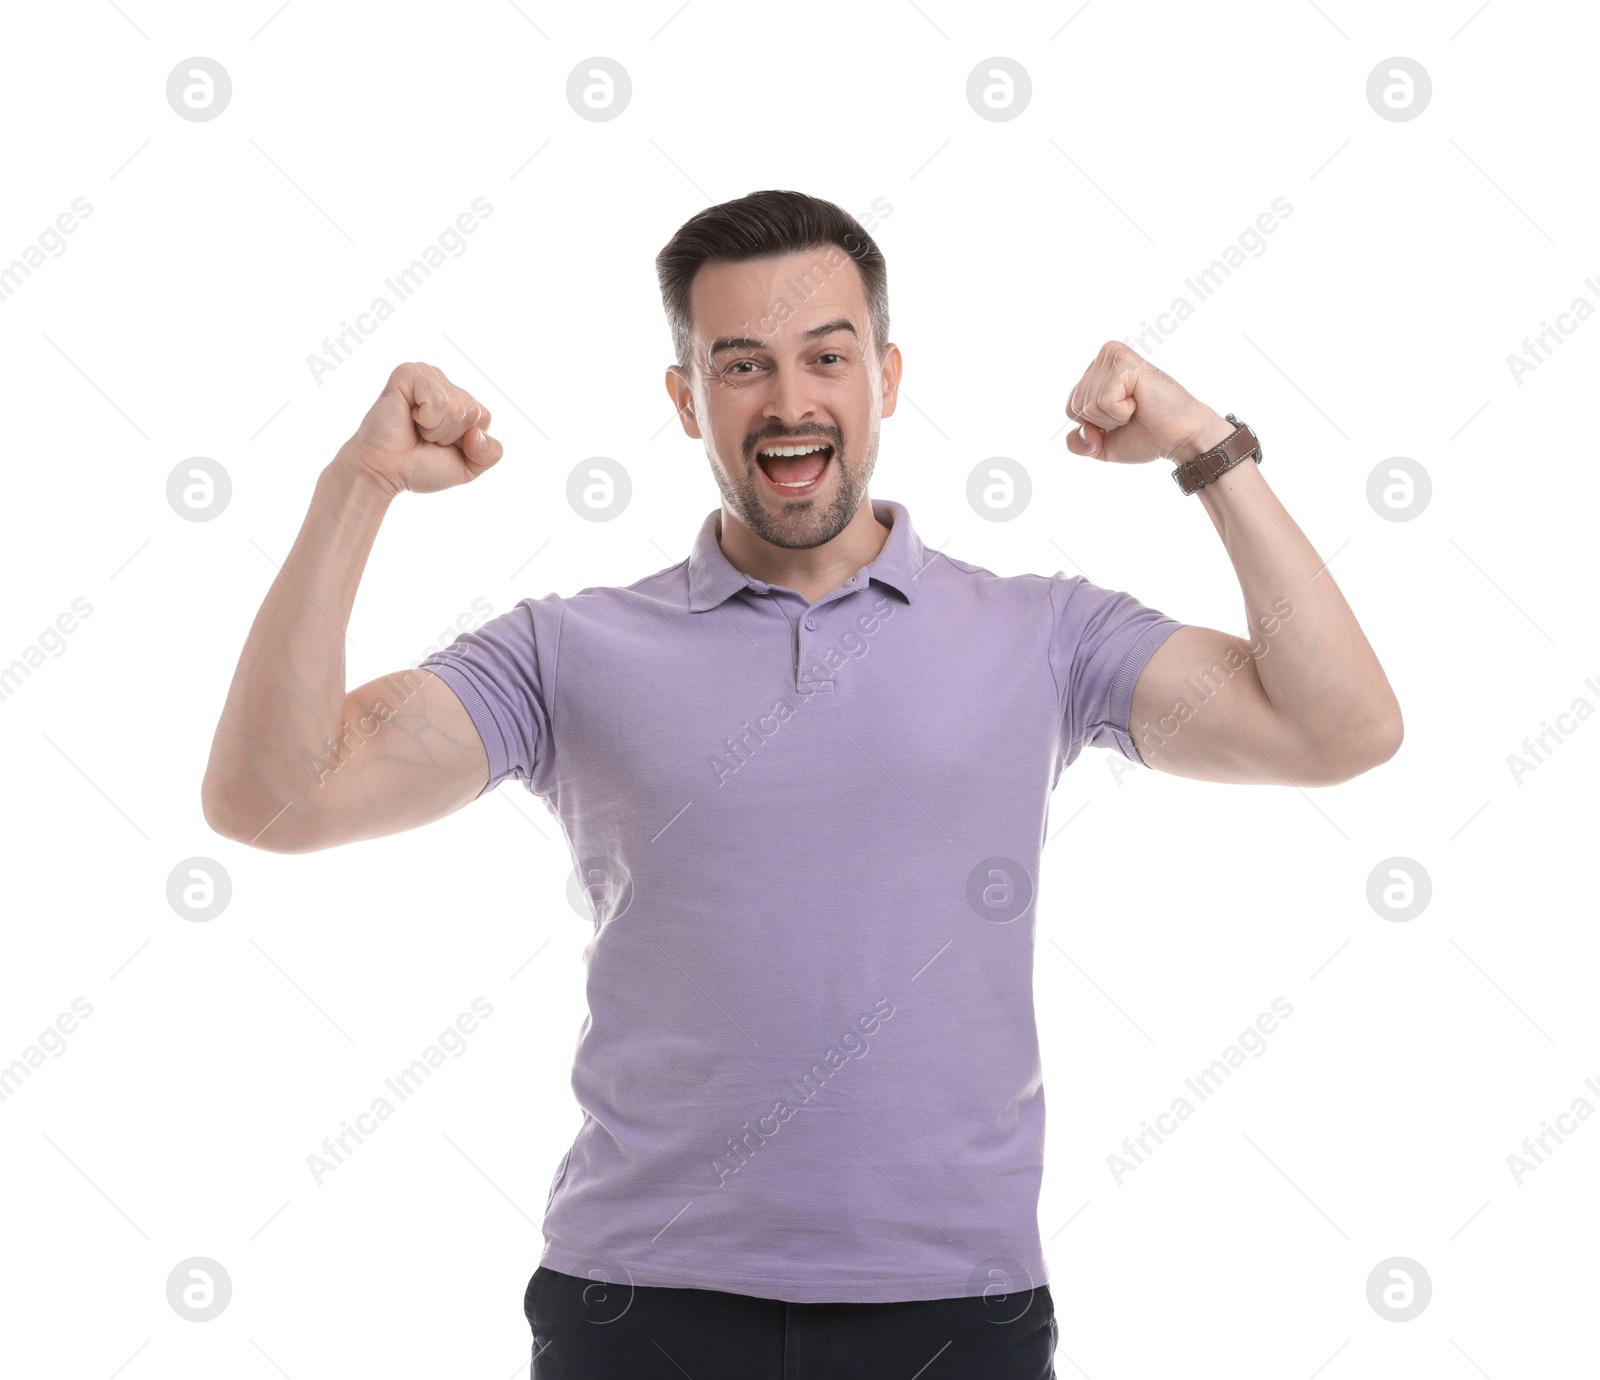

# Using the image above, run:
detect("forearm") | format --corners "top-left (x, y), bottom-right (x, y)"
top-left (1180, 411), bottom-right (1403, 770)
top-left (201, 451), bottom-right (394, 836)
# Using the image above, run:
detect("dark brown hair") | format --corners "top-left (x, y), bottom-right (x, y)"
top-left (655, 189), bottom-right (889, 374)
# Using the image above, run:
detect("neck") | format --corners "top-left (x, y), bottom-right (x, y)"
top-left (717, 497), bottom-right (892, 606)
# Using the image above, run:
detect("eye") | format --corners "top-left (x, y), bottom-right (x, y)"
top-left (818, 352), bottom-right (845, 365)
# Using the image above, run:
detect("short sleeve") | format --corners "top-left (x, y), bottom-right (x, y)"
top-left (415, 595), bottom-right (560, 799)
top-left (1049, 573), bottom-right (1183, 771)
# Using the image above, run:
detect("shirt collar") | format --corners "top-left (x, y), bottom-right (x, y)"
top-left (685, 497), bottom-right (925, 612)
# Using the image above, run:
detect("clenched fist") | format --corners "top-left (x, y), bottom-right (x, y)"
top-left (1064, 341), bottom-right (1230, 466)
top-left (338, 362), bottom-right (504, 497)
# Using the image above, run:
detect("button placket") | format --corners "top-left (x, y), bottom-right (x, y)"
top-left (791, 581), bottom-right (867, 693)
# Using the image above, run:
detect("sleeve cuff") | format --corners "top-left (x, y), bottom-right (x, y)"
top-left (1109, 617), bottom-right (1185, 766)
top-left (417, 659), bottom-right (510, 798)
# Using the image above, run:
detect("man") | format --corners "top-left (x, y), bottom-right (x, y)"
top-left (202, 189), bottom-right (1402, 1379)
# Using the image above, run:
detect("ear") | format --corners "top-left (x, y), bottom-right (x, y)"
top-left (877, 342), bottom-right (903, 420)
top-left (664, 366), bottom-right (702, 439)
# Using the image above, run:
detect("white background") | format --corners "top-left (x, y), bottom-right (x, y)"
top-left (0, 0), bottom-right (1593, 1375)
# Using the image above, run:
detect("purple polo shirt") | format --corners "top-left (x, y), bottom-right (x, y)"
top-left (418, 497), bottom-right (1183, 1304)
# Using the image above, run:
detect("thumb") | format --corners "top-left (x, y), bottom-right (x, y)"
top-left (463, 425), bottom-right (503, 473)
top-left (1066, 421), bottom-right (1103, 457)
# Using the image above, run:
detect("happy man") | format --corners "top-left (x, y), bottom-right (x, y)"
top-left (202, 188), bottom-right (1401, 1380)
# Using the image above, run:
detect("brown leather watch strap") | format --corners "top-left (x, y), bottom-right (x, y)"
top-left (1171, 414), bottom-right (1263, 495)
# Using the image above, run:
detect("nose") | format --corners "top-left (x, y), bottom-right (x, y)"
top-left (761, 364), bottom-right (823, 436)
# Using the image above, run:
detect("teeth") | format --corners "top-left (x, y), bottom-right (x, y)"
top-left (760, 443), bottom-right (830, 457)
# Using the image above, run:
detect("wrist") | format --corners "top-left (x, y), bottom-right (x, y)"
top-left (328, 445), bottom-right (401, 504)
top-left (323, 450), bottom-right (401, 512)
top-left (1171, 408), bottom-right (1233, 464)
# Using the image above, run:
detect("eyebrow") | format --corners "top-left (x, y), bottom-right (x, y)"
top-left (706, 318), bottom-right (859, 359)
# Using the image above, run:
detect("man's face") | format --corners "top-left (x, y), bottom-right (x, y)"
top-left (666, 249), bottom-right (900, 550)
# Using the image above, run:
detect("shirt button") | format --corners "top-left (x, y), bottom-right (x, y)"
top-left (804, 617), bottom-right (816, 630)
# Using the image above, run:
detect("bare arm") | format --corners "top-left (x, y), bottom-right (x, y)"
top-left (1064, 342), bottom-right (1403, 787)
top-left (1126, 448), bottom-right (1401, 786)
top-left (201, 362), bottom-right (505, 853)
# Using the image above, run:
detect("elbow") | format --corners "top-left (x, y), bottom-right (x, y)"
top-left (1367, 700), bottom-right (1405, 768)
top-left (200, 759), bottom-right (243, 841)
top-left (201, 786), bottom-right (262, 850)
top-left (1375, 711), bottom-right (1404, 764)
top-left (200, 782), bottom-right (311, 854)
top-left (1305, 705), bottom-right (1404, 785)
top-left (200, 777), bottom-right (239, 842)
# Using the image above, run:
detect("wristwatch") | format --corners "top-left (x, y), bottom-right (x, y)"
top-left (1171, 413), bottom-right (1263, 495)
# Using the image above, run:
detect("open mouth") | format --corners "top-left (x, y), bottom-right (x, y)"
top-left (755, 441), bottom-right (834, 497)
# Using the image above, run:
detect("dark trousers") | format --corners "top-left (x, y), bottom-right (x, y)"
top-left (525, 1265), bottom-right (1057, 1379)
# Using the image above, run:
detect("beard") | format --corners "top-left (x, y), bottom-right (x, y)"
top-left (715, 426), bottom-right (879, 551)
